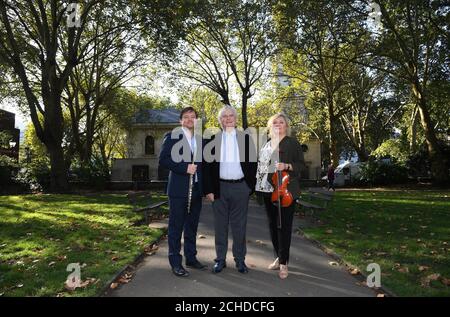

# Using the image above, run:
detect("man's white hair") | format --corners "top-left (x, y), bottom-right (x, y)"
top-left (217, 105), bottom-right (238, 128)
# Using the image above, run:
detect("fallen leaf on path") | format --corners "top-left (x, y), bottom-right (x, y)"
top-left (110, 283), bottom-right (119, 289)
top-left (328, 261), bottom-right (339, 266)
top-left (117, 278), bottom-right (130, 284)
top-left (350, 268), bottom-right (360, 275)
top-left (377, 294), bottom-right (385, 297)
top-left (198, 235), bottom-right (206, 239)
top-left (420, 273), bottom-right (441, 287)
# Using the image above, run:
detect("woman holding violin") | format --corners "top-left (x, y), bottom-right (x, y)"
top-left (255, 113), bottom-right (305, 279)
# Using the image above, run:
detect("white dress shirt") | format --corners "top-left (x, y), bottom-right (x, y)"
top-left (182, 127), bottom-right (198, 182)
top-left (219, 128), bottom-right (245, 180)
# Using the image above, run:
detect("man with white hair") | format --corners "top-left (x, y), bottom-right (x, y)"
top-left (203, 105), bottom-right (257, 274)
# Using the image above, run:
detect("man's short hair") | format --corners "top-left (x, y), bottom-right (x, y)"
top-left (179, 106), bottom-right (198, 119)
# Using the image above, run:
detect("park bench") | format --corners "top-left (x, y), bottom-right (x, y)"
top-left (127, 191), bottom-right (168, 224)
top-left (296, 187), bottom-right (335, 218)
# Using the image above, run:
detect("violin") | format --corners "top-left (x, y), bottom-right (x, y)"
top-left (271, 165), bottom-right (294, 228)
top-left (271, 170), bottom-right (294, 208)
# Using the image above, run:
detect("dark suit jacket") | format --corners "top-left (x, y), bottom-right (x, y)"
top-left (203, 129), bottom-right (257, 199)
top-left (159, 127), bottom-right (204, 198)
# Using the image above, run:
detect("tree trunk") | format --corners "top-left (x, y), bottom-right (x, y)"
top-left (241, 93), bottom-right (248, 129)
top-left (357, 129), bottom-right (369, 162)
top-left (48, 143), bottom-right (69, 192)
top-left (409, 104), bottom-right (419, 153)
top-left (328, 98), bottom-right (339, 167)
top-left (416, 93), bottom-right (448, 184)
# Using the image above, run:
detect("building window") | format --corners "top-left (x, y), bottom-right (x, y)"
top-left (145, 135), bottom-right (155, 155)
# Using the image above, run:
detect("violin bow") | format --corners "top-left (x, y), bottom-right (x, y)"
top-left (275, 161), bottom-right (282, 229)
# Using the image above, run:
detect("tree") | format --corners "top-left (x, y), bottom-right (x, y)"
top-left (337, 64), bottom-right (404, 161)
top-left (0, 0), bottom-right (189, 191)
top-left (63, 1), bottom-right (148, 167)
top-left (0, 0), bottom-right (103, 191)
top-left (168, 0), bottom-right (276, 128)
top-left (274, 0), bottom-right (370, 166)
top-left (345, 0), bottom-right (449, 183)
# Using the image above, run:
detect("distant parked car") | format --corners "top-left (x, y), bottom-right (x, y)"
top-left (322, 161), bottom-right (362, 186)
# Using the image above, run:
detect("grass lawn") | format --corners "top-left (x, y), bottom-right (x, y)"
top-left (299, 189), bottom-right (450, 297)
top-left (0, 193), bottom-right (168, 297)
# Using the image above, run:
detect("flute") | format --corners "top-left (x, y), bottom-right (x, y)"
top-left (187, 137), bottom-right (196, 214)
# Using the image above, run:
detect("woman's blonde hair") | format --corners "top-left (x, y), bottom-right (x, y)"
top-left (267, 112), bottom-right (291, 139)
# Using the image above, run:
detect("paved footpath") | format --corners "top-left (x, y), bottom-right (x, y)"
top-left (107, 200), bottom-right (376, 297)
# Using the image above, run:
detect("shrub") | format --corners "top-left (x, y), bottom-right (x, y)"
top-left (357, 159), bottom-right (409, 186)
top-left (0, 155), bottom-right (18, 187)
top-left (69, 158), bottom-right (110, 190)
top-left (14, 160), bottom-right (51, 191)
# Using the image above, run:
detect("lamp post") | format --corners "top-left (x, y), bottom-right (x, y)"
top-left (9, 141), bottom-right (18, 162)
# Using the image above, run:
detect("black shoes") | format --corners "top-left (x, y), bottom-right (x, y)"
top-left (172, 266), bottom-right (190, 277)
top-left (236, 261), bottom-right (249, 274)
top-left (186, 260), bottom-right (207, 270)
top-left (173, 260), bottom-right (247, 275)
top-left (212, 260), bottom-right (227, 273)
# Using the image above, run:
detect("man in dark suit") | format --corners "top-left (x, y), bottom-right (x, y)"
top-left (159, 107), bottom-right (206, 277)
top-left (203, 105), bottom-right (257, 274)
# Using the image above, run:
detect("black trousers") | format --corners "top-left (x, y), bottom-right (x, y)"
top-left (328, 179), bottom-right (335, 190)
top-left (263, 193), bottom-right (295, 265)
top-left (168, 183), bottom-right (202, 269)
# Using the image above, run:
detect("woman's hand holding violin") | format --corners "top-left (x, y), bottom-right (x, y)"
top-left (275, 162), bottom-right (292, 171)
